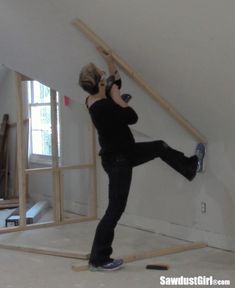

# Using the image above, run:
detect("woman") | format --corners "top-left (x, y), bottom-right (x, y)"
top-left (78, 47), bottom-right (205, 271)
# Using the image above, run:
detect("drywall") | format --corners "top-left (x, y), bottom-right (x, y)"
top-left (0, 66), bottom-right (17, 123)
top-left (0, 0), bottom-right (235, 249)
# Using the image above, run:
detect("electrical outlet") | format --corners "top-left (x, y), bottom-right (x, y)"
top-left (201, 202), bottom-right (206, 213)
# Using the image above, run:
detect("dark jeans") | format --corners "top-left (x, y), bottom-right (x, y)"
top-left (89, 140), bottom-right (198, 266)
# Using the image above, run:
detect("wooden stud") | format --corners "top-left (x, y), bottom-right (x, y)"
top-left (59, 168), bottom-right (65, 222)
top-left (15, 73), bottom-right (27, 227)
top-left (0, 243), bottom-right (89, 260)
top-left (72, 241), bottom-right (208, 272)
top-left (50, 89), bottom-right (61, 224)
top-left (73, 19), bottom-right (207, 144)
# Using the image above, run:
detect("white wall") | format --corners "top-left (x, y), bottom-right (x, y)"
top-left (59, 99), bottom-right (93, 215)
top-left (0, 66), bottom-right (17, 123)
top-left (0, 0), bottom-right (235, 250)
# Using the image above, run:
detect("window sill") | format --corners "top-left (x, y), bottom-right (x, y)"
top-left (29, 155), bottom-right (52, 166)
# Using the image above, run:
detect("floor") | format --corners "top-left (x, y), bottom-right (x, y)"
top-left (0, 221), bottom-right (234, 288)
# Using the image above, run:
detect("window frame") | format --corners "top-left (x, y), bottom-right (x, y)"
top-left (27, 81), bottom-right (60, 165)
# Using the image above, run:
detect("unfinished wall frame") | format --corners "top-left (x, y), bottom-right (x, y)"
top-left (0, 72), bottom-right (97, 234)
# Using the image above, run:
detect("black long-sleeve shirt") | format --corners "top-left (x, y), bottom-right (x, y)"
top-left (87, 98), bottom-right (138, 156)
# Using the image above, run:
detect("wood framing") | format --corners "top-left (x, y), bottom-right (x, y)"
top-left (0, 243), bottom-right (89, 260)
top-left (15, 72), bottom-right (27, 227)
top-left (0, 70), bottom-right (97, 234)
top-left (25, 164), bottom-right (93, 174)
top-left (73, 19), bottom-right (207, 144)
top-left (72, 241), bottom-right (208, 272)
top-left (50, 89), bottom-right (61, 223)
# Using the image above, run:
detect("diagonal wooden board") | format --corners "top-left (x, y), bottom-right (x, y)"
top-left (0, 243), bottom-right (89, 260)
top-left (72, 241), bottom-right (207, 272)
top-left (72, 19), bottom-right (207, 144)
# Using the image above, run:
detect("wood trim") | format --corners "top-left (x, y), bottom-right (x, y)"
top-left (72, 241), bottom-right (208, 272)
top-left (73, 19), bottom-right (207, 144)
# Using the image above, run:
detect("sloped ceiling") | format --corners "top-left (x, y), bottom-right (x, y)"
top-left (0, 0), bottom-right (235, 142)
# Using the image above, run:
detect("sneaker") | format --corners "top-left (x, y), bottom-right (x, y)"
top-left (195, 143), bottom-right (206, 172)
top-left (89, 259), bottom-right (123, 272)
top-left (89, 259), bottom-right (124, 272)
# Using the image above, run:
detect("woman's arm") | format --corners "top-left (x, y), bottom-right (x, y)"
top-left (110, 85), bottom-right (138, 125)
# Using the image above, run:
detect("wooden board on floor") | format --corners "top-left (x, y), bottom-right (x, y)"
top-left (72, 241), bottom-right (207, 272)
top-left (0, 243), bottom-right (89, 260)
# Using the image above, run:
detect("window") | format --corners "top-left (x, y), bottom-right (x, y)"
top-left (27, 81), bottom-right (60, 164)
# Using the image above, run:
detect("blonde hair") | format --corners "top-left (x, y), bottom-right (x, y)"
top-left (78, 63), bottom-right (101, 95)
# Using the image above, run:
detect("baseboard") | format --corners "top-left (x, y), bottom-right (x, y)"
top-left (98, 208), bottom-right (235, 252)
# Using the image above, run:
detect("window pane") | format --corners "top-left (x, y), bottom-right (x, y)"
top-left (33, 81), bottom-right (50, 103)
top-left (32, 130), bottom-right (52, 156)
top-left (31, 106), bottom-right (51, 130)
top-left (31, 106), bottom-right (52, 156)
top-left (27, 82), bottom-right (32, 104)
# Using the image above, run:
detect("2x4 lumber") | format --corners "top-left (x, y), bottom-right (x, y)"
top-left (0, 243), bottom-right (89, 260)
top-left (50, 89), bottom-right (61, 223)
top-left (25, 164), bottom-right (94, 174)
top-left (72, 241), bottom-right (208, 272)
top-left (15, 73), bottom-right (27, 227)
top-left (73, 19), bottom-right (207, 144)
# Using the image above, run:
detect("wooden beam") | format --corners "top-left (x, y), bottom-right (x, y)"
top-left (72, 241), bottom-right (208, 272)
top-left (25, 164), bottom-right (94, 174)
top-left (15, 73), bottom-right (27, 227)
top-left (0, 243), bottom-right (89, 260)
top-left (51, 89), bottom-right (61, 224)
top-left (73, 19), bottom-right (207, 144)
